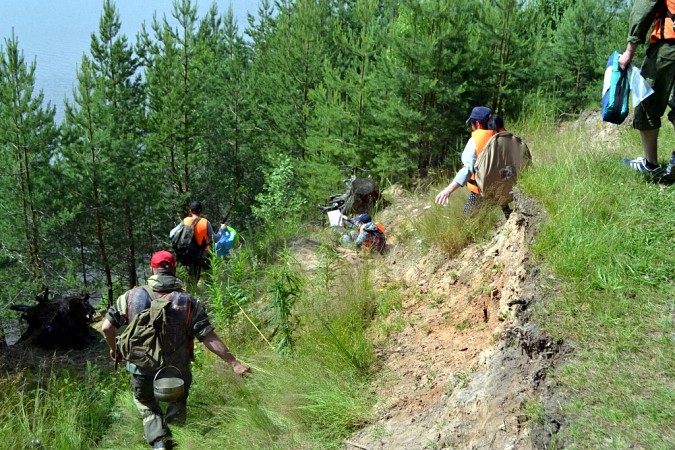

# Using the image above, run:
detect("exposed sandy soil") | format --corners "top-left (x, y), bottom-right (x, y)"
top-left (306, 188), bottom-right (572, 450)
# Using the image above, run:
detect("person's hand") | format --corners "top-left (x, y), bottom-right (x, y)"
top-left (232, 361), bottom-right (251, 377)
top-left (109, 348), bottom-right (124, 362)
top-left (618, 43), bottom-right (636, 71)
top-left (435, 187), bottom-right (451, 205)
top-left (618, 53), bottom-right (632, 71)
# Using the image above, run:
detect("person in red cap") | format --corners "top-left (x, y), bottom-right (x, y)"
top-left (101, 250), bottom-right (250, 450)
top-left (435, 106), bottom-right (508, 215)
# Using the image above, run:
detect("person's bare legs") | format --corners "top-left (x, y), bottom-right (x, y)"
top-left (640, 128), bottom-right (659, 166)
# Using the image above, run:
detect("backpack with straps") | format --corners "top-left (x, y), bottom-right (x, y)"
top-left (474, 131), bottom-right (532, 204)
top-left (171, 217), bottom-right (206, 266)
top-left (360, 222), bottom-right (386, 254)
top-left (115, 288), bottom-right (192, 372)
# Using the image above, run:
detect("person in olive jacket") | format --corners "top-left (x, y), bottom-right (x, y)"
top-left (101, 251), bottom-right (250, 450)
top-left (619, 0), bottom-right (675, 180)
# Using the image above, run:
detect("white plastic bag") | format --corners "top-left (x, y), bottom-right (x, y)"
top-left (327, 209), bottom-right (343, 227)
top-left (628, 64), bottom-right (654, 106)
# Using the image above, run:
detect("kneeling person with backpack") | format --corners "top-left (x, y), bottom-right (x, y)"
top-left (341, 213), bottom-right (386, 254)
top-left (101, 251), bottom-right (250, 450)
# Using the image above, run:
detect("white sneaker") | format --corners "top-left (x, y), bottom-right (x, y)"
top-left (623, 157), bottom-right (664, 177)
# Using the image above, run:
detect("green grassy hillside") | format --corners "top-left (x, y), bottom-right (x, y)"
top-left (517, 113), bottom-right (674, 448)
top-left (0, 113), bottom-right (673, 449)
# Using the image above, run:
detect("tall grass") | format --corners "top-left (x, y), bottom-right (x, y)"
top-left (413, 189), bottom-right (505, 256)
top-left (518, 117), bottom-right (674, 448)
top-left (94, 227), bottom-right (378, 449)
top-left (0, 362), bottom-right (118, 449)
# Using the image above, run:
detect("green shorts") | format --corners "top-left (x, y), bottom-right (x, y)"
top-left (633, 41), bottom-right (675, 130)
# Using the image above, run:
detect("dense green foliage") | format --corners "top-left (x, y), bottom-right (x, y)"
top-left (0, 0), bottom-right (630, 303)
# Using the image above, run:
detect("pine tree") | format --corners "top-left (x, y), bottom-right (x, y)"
top-left (0, 33), bottom-right (58, 286)
top-left (541, 0), bottom-right (628, 112)
top-left (195, 4), bottom-right (261, 220)
top-left (62, 56), bottom-right (117, 306)
top-left (139, 0), bottom-right (204, 212)
top-left (308, 0), bottom-right (387, 164)
top-left (372, 0), bottom-right (482, 180)
top-left (249, 0), bottom-right (331, 162)
top-left (89, 0), bottom-right (146, 288)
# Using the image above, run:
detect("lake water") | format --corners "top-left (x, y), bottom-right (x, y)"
top-left (0, 0), bottom-right (259, 122)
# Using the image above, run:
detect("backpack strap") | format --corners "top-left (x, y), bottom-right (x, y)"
top-left (124, 285), bottom-right (161, 323)
top-left (140, 285), bottom-right (160, 302)
top-left (138, 286), bottom-right (194, 332)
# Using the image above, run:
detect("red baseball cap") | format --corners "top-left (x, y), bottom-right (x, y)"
top-left (150, 250), bottom-right (176, 269)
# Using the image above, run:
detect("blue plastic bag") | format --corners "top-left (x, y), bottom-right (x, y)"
top-left (215, 227), bottom-right (239, 257)
top-left (602, 51), bottom-right (630, 124)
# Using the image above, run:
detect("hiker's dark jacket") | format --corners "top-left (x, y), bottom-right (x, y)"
top-left (628, 0), bottom-right (675, 44)
top-left (105, 272), bottom-right (214, 374)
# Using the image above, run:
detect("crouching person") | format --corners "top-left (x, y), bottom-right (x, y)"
top-left (340, 213), bottom-right (386, 254)
top-left (101, 250), bottom-right (250, 450)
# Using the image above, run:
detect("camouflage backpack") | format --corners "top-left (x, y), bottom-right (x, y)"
top-left (115, 288), bottom-right (191, 372)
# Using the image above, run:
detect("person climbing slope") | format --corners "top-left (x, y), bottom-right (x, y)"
top-left (434, 106), bottom-right (511, 216)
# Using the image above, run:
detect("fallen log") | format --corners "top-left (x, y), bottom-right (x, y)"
top-left (10, 287), bottom-right (98, 349)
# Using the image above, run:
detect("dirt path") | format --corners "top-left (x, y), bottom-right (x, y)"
top-left (333, 190), bottom-right (569, 450)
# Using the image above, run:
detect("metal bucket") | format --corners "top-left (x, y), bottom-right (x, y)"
top-left (153, 366), bottom-right (184, 403)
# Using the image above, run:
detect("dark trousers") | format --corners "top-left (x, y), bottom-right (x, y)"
top-left (130, 367), bottom-right (192, 445)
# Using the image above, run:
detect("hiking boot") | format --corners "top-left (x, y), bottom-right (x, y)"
top-left (661, 151), bottom-right (675, 182)
top-left (623, 157), bottom-right (664, 177)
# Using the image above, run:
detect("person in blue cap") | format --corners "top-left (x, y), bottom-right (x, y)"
top-left (340, 213), bottom-right (386, 254)
top-left (434, 106), bottom-right (506, 214)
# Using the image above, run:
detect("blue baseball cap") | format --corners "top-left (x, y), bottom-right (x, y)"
top-left (357, 213), bottom-right (372, 223)
top-left (466, 106), bottom-right (492, 123)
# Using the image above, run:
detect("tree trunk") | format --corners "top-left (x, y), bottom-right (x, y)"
top-left (126, 205), bottom-right (138, 288)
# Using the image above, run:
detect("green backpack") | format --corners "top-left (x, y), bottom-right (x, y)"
top-left (115, 289), bottom-right (188, 372)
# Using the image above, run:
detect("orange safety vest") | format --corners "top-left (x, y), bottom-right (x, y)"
top-left (358, 222), bottom-right (386, 253)
top-left (650, 0), bottom-right (675, 43)
top-left (358, 222), bottom-right (386, 234)
top-left (183, 216), bottom-right (210, 248)
top-left (466, 129), bottom-right (497, 195)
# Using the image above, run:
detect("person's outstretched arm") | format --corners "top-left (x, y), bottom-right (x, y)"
top-left (435, 138), bottom-right (476, 205)
top-left (202, 331), bottom-right (251, 376)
